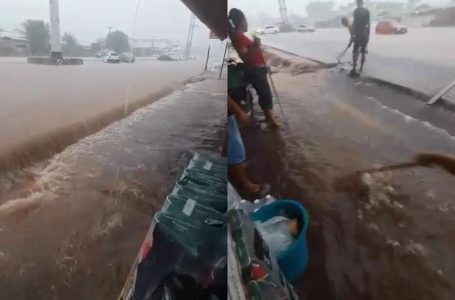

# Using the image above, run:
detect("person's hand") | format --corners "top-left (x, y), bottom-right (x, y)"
top-left (253, 37), bottom-right (261, 47)
top-left (236, 110), bottom-right (249, 128)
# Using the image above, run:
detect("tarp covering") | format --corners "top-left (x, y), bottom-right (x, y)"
top-left (180, 0), bottom-right (227, 40)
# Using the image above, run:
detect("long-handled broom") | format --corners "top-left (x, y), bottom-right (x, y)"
top-left (336, 152), bottom-right (455, 189)
top-left (266, 67), bottom-right (290, 130)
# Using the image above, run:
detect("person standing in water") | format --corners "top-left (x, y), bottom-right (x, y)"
top-left (228, 8), bottom-right (281, 129)
top-left (351, 0), bottom-right (370, 77)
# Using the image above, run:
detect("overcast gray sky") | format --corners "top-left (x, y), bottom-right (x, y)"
top-left (229, 0), bottom-right (447, 18)
top-left (229, 0), bottom-right (395, 16)
top-left (0, 0), bottom-right (210, 46)
top-left (1, 0), bottom-right (448, 44)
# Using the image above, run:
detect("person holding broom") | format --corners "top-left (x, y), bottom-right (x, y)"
top-left (350, 0), bottom-right (370, 77)
top-left (228, 8), bottom-right (281, 129)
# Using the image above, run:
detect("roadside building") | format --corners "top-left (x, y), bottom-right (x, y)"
top-left (0, 31), bottom-right (29, 56)
top-left (402, 1), bottom-right (455, 26)
top-left (367, 1), bottom-right (405, 20)
top-left (317, 1), bottom-right (405, 27)
top-left (130, 38), bottom-right (175, 57)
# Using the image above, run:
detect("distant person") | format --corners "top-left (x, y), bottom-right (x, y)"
top-left (227, 95), bottom-right (270, 198)
top-left (351, 0), bottom-right (370, 77)
top-left (228, 8), bottom-right (281, 129)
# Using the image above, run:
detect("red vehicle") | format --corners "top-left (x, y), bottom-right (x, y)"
top-left (375, 20), bottom-right (408, 34)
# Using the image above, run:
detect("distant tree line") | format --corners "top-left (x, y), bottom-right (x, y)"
top-left (20, 19), bottom-right (130, 57)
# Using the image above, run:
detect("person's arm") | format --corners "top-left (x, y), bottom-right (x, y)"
top-left (414, 153), bottom-right (455, 176)
top-left (228, 96), bottom-right (249, 127)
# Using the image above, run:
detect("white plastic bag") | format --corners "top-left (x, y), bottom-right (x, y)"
top-left (255, 216), bottom-right (293, 256)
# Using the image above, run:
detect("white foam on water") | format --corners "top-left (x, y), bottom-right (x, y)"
top-left (386, 238), bottom-right (401, 248)
top-left (0, 191), bottom-right (46, 216)
top-left (0, 150), bottom-right (75, 216)
top-left (367, 223), bottom-right (380, 232)
top-left (361, 171), bottom-right (399, 210)
top-left (405, 240), bottom-right (428, 257)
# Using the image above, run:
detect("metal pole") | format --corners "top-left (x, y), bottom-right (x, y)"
top-left (184, 14), bottom-right (196, 59)
top-left (427, 79), bottom-right (455, 105)
top-left (219, 42), bottom-right (228, 79)
top-left (49, 0), bottom-right (62, 59)
top-left (267, 69), bottom-right (290, 130)
top-left (204, 43), bottom-right (211, 71)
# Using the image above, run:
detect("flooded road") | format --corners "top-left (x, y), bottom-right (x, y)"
top-left (263, 28), bottom-right (455, 103)
top-left (0, 58), bottom-right (204, 172)
top-left (0, 75), bottom-right (225, 300)
top-left (242, 69), bottom-right (455, 299)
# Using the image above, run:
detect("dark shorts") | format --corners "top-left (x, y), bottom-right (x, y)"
top-left (244, 67), bottom-right (273, 111)
top-left (353, 37), bottom-right (368, 54)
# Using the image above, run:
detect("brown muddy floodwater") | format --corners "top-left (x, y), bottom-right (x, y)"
top-left (242, 69), bottom-right (455, 300)
top-left (0, 59), bottom-right (204, 172)
top-left (0, 76), bottom-right (225, 300)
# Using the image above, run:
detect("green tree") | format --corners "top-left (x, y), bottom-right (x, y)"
top-left (22, 20), bottom-right (50, 55)
top-left (106, 30), bottom-right (130, 53)
top-left (62, 32), bottom-right (84, 56)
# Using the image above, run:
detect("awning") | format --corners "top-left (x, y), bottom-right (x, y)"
top-left (180, 0), bottom-right (227, 40)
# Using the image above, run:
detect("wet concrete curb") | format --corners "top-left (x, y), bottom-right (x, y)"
top-left (364, 77), bottom-right (455, 113)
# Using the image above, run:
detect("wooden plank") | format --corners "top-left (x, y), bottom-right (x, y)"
top-left (427, 79), bottom-right (455, 105)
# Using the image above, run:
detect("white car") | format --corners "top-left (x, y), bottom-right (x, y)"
top-left (103, 51), bottom-right (120, 63)
top-left (263, 25), bottom-right (280, 34)
top-left (255, 28), bottom-right (265, 35)
top-left (297, 25), bottom-right (315, 32)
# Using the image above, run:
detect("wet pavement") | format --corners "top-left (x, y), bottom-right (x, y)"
top-left (262, 28), bottom-right (455, 103)
top-left (0, 74), bottom-right (226, 300)
top-left (0, 58), bottom-right (205, 171)
top-left (242, 68), bottom-right (455, 299)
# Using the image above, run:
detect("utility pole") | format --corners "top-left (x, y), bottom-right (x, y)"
top-left (28, 0), bottom-right (82, 64)
top-left (49, 0), bottom-right (62, 60)
top-left (184, 14), bottom-right (196, 59)
top-left (278, 0), bottom-right (289, 24)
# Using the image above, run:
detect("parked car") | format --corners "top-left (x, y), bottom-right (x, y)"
top-left (375, 20), bottom-right (407, 34)
top-left (120, 52), bottom-right (136, 63)
top-left (276, 22), bottom-right (295, 32)
top-left (103, 51), bottom-right (120, 63)
top-left (263, 25), bottom-right (280, 34)
top-left (255, 28), bottom-right (265, 35)
top-left (297, 24), bottom-right (315, 32)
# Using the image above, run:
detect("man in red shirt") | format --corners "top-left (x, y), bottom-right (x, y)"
top-left (228, 8), bottom-right (280, 129)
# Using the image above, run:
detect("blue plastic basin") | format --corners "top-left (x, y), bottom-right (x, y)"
top-left (250, 200), bottom-right (309, 282)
